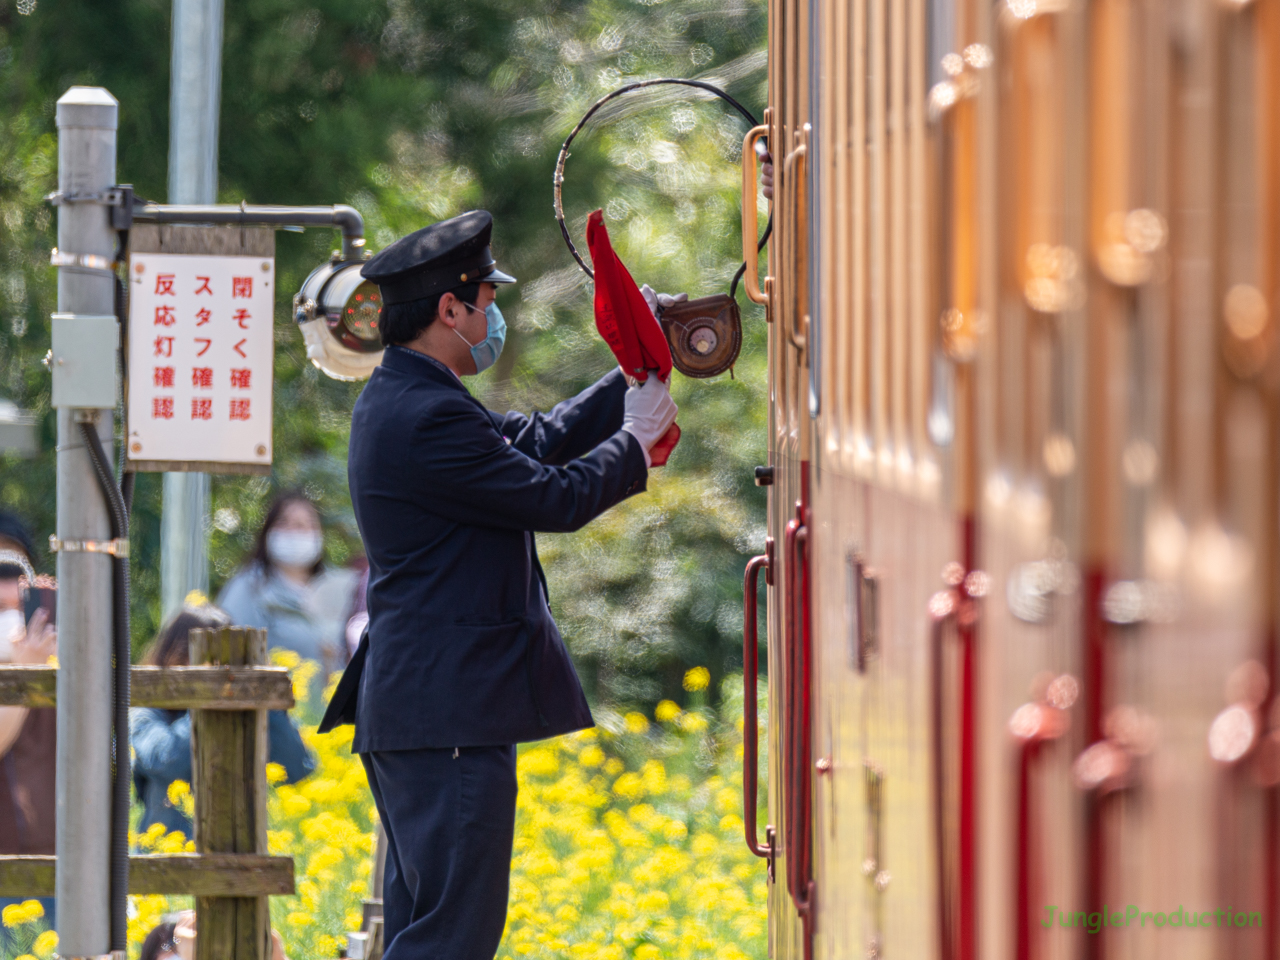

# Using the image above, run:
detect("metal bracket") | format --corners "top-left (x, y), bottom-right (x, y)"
top-left (49, 535), bottom-right (130, 558)
top-left (50, 248), bottom-right (119, 274)
top-left (45, 187), bottom-right (131, 207)
top-left (292, 294), bottom-right (318, 324)
top-left (46, 185), bottom-right (138, 230)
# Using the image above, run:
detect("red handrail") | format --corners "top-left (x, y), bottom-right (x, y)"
top-left (929, 590), bottom-right (958, 960)
top-left (784, 502), bottom-right (815, 957)
top-left (929, 567), bottom-right (984, 960)
top-left (1010, 683), bottom-right (1074, 960)
top-left (743, 551), bottom-right (772, 860)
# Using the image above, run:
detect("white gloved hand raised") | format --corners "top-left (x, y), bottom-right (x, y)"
top-left (621, 374), bottom-right (678, 468)
top-left (639, 284), bottom-right (689, 319)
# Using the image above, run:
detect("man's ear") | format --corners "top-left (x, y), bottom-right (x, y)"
top-left (437, 292), bottom-right (459, 329)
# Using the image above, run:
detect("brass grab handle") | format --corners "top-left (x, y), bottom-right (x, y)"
top-left (741, 124), bottom-right (772, 306)
top-left (783, 137), bottom-right (809, 352)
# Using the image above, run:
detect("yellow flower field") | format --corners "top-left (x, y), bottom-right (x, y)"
top-left (3, 663), bottom-right (768, 960)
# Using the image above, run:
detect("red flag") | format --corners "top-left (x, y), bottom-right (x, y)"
top-left (586, 210), bottom-right (680, 466)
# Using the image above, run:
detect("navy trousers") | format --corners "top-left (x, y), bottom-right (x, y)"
top-left (361, 746), bottom-right (518, 960)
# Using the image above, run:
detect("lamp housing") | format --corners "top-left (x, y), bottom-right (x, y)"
top-left (294, 255), bottom-right (384, 381)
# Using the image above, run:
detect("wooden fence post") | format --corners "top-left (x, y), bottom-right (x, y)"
top-left (190, 626), bottom-right (271, 960)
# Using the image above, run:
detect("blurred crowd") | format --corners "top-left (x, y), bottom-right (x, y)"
top-left (0, 491), bottom-right (369, 947)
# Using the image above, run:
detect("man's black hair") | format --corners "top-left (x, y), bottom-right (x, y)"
top-left (379, 282), bottom-right (482, 347)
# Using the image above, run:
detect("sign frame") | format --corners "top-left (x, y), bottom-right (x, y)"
top-left (125, 224), bottom-right (275, 475)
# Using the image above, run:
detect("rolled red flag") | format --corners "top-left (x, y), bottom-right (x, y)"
top-left (585, 209), bottom-right (680, 466)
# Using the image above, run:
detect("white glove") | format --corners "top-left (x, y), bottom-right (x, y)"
top-left (621, 374), bottom-right (678, 468)
top-left (639, 284), bottom-right (689, 319)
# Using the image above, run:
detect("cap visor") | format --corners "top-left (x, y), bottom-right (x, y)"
top-left (482, 267), bottom-right (517, 285)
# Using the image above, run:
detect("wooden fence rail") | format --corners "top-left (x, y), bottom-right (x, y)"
top-left (0, 853), bottom-right (294, 898)
top-left (0, 664), bottom-right (295, 710)
top-left (0, 627), bottom-right (294, 960)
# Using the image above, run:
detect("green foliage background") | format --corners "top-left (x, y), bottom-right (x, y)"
top-left (0, 0), bottom-right (767, 709)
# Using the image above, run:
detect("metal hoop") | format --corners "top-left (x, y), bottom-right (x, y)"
top-left (554, 78), bottom-right (773, 285)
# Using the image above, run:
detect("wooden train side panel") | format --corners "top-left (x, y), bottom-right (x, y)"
top-left (1253, 0), bottom-right (1280, 947)
top-left (810, 474), bottom-right (957, 960)
top-left (1137, 9), bottom-right (1253, 960)
top-left (909, 0), bottom-right (932, 490)
top-left (763, 2), bottom-right (1280, 960)
top-left (851, 0), bottom-right (871, 465)
top-left (982, 8), bottom-right (1093, 960)
top-left (766, 0), bottom-right (816, 950)
top-left (818, 0), bottom-right (841, 459)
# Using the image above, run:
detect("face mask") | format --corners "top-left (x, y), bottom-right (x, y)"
top-left (266, 530), bottom-right (323, 569)
top-left (453, 302), bottom-right (507, 374)
top-left (0, 610), bottom-right (23, 662)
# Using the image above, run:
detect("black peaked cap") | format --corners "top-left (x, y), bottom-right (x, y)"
top-left (360, 210), bottom-right (516, 306)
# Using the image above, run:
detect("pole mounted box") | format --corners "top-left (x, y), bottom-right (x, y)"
top-left (50, 313), bottom-right (119, 409)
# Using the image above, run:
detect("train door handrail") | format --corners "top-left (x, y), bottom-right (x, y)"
top-left (1010, 677), bottom-right (1076, 960)
top-left (784, 501), bottom-right (815, 956)
top-left (782, 136), bottom-right (810, 353)
top-left (743, 546), bottom-right (774, 863)
top-left (929, 568), bottom-right (984, 960)
top-left (929, 590), bottom-right (958, 960)
top-left (742, 122), bottom-right (773, 307)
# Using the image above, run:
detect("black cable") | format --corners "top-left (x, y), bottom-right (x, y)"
top-left (122, 471), bottom-right (135, 518)
top-left (554, 78), bottom-right (774, 295)
top-left (78, 419), bottom-right (130, 952)
top-left (113, 272), bottom-right (129, 480)
top-left (111, 268), bottom-right (138, 515)
top-left (728, 224), bottom-right (772, 303)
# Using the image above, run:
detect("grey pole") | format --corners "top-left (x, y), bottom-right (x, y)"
top-left (54, 86), bottom-right (118, 959)
top-left (161, 0), bottom-right (225, 615)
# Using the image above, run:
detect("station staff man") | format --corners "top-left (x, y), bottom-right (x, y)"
top-left (320, 210), bottom-right (677, 960)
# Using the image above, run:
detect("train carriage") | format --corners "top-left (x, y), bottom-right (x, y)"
top-left (740, 1), bottom-right (1280, 958)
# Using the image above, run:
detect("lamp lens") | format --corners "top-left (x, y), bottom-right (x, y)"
top-left (344, 282), bottom-right (382, 342)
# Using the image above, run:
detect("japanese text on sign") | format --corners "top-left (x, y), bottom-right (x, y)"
top-left (126, 254), bottom-right (274, 468)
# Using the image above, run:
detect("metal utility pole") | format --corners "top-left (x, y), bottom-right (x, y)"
top-left (54, 86), bottom-right (118, 958)
top-left (162, 0), bottom-right (225, 615)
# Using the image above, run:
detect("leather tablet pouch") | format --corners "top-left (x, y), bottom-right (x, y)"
top-left (658, 294), bottom-right (743, 378)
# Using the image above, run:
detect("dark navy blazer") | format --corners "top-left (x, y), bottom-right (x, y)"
top-left (327, 346), bottom-right (648, 752)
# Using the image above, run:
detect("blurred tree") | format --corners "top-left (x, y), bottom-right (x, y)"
top-left (0, 0), bottom-right (766, 706)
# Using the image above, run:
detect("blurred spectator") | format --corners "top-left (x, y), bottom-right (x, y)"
top-left (141, 910), bottom-right (288, 960)
top-left (0, 511), bottom-right (57, 930)
top-left (131, 603), bottom-right (316, 836)
top-left (218, 492), bottom-right (358, 679)
top-left (138, 917), bottom-right (180, 960)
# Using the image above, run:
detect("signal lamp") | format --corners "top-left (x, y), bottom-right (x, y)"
top-left (293, 257), bottom-right (384, 381)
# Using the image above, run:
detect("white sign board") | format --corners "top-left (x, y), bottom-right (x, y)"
top-left (126, 253), bottom-right (274, 470)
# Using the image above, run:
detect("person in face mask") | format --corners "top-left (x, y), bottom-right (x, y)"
top-left (131, 602), bottom-right (314, 836)
top-left (0, 512), bottom-right (57, 933)
top-left (323, 211), bottom-right (675, 960)
top-left (216, 493), bottom-right (359, 683)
